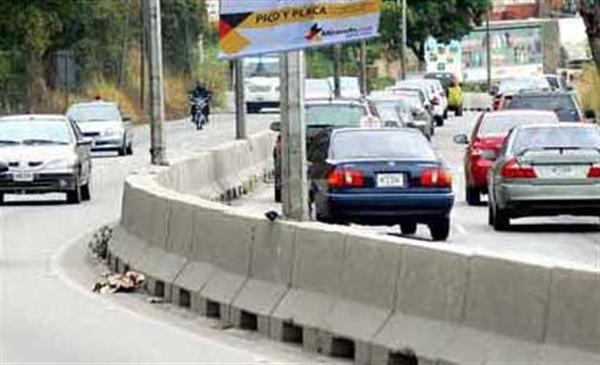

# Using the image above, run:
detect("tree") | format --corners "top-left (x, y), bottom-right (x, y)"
top-left (380, 0), bottom-right (491, 65)
top-left (578, 0), bottom-right (600, 70)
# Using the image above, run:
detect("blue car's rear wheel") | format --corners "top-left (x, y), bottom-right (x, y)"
top-left (400, 222), bottom-right (417, 235)
top-left (429, 217), bottom-right (450, 241)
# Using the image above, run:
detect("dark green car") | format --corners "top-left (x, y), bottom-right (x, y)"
top-left (488, 123), bottom-right (600, 230)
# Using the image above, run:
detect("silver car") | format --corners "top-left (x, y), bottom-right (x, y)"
top-left (488, 123), bottom-right (600, 230)
top-left (0, 114), bottom-right (92, 204)
top-left (66, 101), bottom-right (133, 155)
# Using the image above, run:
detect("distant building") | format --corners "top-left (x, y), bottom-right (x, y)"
top-left (205, 0), bottom-right (219, 23)
top-left (491, 0), bottom-right (540, 20)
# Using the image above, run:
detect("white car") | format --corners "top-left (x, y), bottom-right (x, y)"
top-left (66, 101), bottom-right (133, 156)
top-left (393, 80), bottom-right (446, 126)
top-left (245, 77), bottom-right (280, 113)
top-left (305, 79), bottom-right (332, 100)
top-left (0, 114), bottom-right (93, 204)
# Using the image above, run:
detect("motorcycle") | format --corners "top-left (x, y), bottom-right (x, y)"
top-left (190, 95), bottom-right (210, 130)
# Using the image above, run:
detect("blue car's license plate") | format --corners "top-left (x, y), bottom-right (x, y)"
top-left (376, 173), bottom-right (404, 188)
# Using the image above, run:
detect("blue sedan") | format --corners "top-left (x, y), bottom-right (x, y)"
top-left (309, 128), bottom-right (454, 241)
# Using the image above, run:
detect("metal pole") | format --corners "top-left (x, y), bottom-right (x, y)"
top-left (333, 45), bottom-right (341, 97)
top-left (140, 0), bottom-right (145, 111)
top-left (280, 51), bottom-right (308, 221)
top-left (359, 41), bottom-right (367, 95)
top-left (400, 0), bottom-right (407, 80)
top-left (146, 0), bottom-right (166, 165)
top-left (234, 59), bottom-right (246, 139)
top-left (64, 52), bottom-right (69, 110)
top-left (486, 11), bottom-right (492, 90)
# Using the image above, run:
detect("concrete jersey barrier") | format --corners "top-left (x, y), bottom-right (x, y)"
top-left (109, 129), bottom-right (600, 365)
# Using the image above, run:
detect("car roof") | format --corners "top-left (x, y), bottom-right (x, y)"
top-left (483, 110), bottom-right (558, 117)
top-left (0, 114), bottom-right (69, 122)
top-left (68, 101), bottom-right (118, 109)
top-left (306, 98), bottom-right (365, 105)
top-left (332, 127), bottom-right (421, 135)
top-left (514, 90), bottom-right (574, 96)
top-left (515, 123), bottom-right (598, 130)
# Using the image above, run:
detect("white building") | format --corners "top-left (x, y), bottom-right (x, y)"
top-left (205, 0), bottom-right (219, 23)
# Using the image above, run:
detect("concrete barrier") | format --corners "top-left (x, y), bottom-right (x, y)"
top-left (371, 244), bottom-right (471, 364)
top-left (109, 128), bottom-right (600, 364)
top-left (321, 233), bottom-right (401, 363)
top-left (545, 266), bottom-right (600, 352)
top-left (230, 220), bottom-right (297, 335)
top-left (269, 223), bottom-right (353, 353)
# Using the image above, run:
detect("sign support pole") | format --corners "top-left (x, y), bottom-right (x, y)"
top-left (333, 45), bottom-right (342, 97)
top-left (280, 51), bottom-right (308, 221)
top-left (234, 59), bottom-right (247, 139)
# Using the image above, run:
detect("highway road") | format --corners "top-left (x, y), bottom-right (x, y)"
top-left (0, 113), bottom-right (334, 363)
top-left (233, 113), bottom-right (600, 270)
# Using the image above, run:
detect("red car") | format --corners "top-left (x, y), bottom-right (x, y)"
top-left (453, 110), bottom-right (559, 205)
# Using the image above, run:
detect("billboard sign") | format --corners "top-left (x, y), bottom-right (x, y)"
top-left (424, 36), bottom-right (462, 79)
top-left (218, 0), bottom-right (381, 59)
top-left (461, 25), bottom-right (544, 81)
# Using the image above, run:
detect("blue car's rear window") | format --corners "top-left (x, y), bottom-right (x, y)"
top-left (331, 130), bottom-right (436, 160)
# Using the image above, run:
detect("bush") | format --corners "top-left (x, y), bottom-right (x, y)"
top-left (195, 47), bottom-right (230, 109)
top-left (370, 76), bottom-right (395, 91)
top-left (164, 72), bottom-right (191, 120)
top-left (85, 79), bottom-right (143, 122)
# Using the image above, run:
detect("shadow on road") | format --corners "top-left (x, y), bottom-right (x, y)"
top-left (0, 199), bottom-right (67, 207)
top-left (507, 223), bottom-right (600, 233)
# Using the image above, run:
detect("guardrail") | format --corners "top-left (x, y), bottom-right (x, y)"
top-left (109, 130), bottom-right (599, 364)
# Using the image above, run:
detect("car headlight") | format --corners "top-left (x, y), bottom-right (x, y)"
top-left (103, 128), bottom-right (124, 137)
top-left (45, 156), bottom-right (78, 170)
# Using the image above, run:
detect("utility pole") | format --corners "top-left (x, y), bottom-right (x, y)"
top-left (486, 10), bottom-right (492, 91)
top-left (146, 0), bottom-right (166, 165)
top-left (359, 41), bottom-right (367, 95)
top-left (140, 0), bottom-right (146, 111)
top-left (333, 45), bottom-right (341, 97)
top-left (234, 59), bottom-right (246, 139)
top-left (399, 0), bottom-right (407, 80)
top-left (280, 51), bottom-right (308, 221)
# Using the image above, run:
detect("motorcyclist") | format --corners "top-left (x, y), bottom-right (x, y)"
top-left (190, 81), bottom-right (212, 122)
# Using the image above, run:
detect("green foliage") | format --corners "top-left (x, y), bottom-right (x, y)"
top-left (371, 76), bottom-right (396, 91)
top-left (380, 0), bottom-right (491, 62)
top-left (0, 0), bottom-right (209, 113)
top-left (195, 46), bottom-right (229, 109)
top-left (306, 49), bottom-right (333, 78)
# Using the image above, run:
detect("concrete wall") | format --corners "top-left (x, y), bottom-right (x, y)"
top-left (109, 130), bottom-right (600, 364)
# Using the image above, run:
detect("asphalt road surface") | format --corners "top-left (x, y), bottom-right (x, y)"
top-left (232, 113), bottom-right (600, 271)
top-left (0, 113), bottom-right (336, 363)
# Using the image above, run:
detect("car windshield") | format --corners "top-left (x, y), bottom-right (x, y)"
top-left (331, 130), bottom-right (436, 160)
top-left (306, 80), bottom-right (330, 94)
top-left (479, 113), bottom-right (558, 136)
top-left (0, 120), bottom-right (72, 144)
top-left (373, 100), bottom-right (410, 117)
top-left (512, 127), bottom-right (600, 154)
top-left (67, 104), bottom-right (121, 122)
top-left (498, 77), bottom-right (549, 94)
top-left (507, 95), bottom-right (579, 122)
top-left (243, 57), bottom-right (279, 77)
top-left (424, 73), bottom-right (452, 89)
top-left (305, 104), bottom-right (365, 127)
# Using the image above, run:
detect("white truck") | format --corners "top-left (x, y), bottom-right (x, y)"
top-left (243, 55), bottom-right (280, 113)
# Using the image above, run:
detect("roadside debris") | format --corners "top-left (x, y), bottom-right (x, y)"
top-left (88, 225), bottom-right (113, 259)
top-left (92, 271), bottom-right (145, 294)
